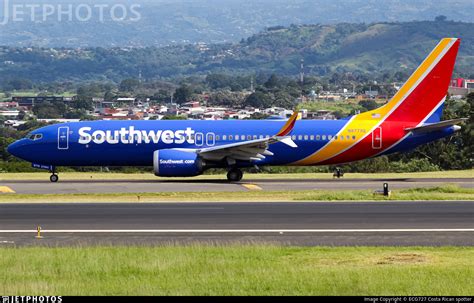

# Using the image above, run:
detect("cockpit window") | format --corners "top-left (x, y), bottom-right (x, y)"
top-left (27, 133), bottom-right (43, 140)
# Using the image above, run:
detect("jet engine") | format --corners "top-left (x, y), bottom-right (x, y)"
top-left (153, 149), bottom-right (203, 177)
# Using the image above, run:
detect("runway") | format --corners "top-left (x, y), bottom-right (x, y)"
top-left (0, 201), bottom-right (473, 246)
top-left (1, 177), bottom-right (472, 194)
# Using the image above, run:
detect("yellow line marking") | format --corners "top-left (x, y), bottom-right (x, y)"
top-left (0, 186), bottom-right (15, 193)
top-left (241, 184), bottom-right (263, 191)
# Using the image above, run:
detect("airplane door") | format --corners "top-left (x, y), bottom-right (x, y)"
top-left (206, 132), bottom-right (215, 146)
top-left (58, 126), bottom-right (69, 150)
top-left (372, 127), bottom-right (382, 149)
top-left (195, 132), bottom-right (204, 146)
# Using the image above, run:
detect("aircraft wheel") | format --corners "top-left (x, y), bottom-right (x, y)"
top-left (227, 168), bottom-right (243, 182)
top-left (50, 174), bottom-right (59, 183)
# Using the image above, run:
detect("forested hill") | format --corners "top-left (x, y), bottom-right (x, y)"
top-left (1, 20), bottom-right (473, 87)
top-left (232, 21), bottom-right (474, 75)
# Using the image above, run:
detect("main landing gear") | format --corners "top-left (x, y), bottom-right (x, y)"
top-left (227, 168), bottom-right (243, 182)
top-left (333, 167), bottom-right (344, 179)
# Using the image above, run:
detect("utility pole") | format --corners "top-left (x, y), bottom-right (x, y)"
top-left (300, 58), bottom-right (305, 102)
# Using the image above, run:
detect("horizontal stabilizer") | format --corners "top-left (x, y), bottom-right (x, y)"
top-left (405, 118), bottom-right (467, 133)
top-left (276, 136), bottom-right (298, 148)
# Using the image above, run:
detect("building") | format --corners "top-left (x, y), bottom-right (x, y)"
top-left (449, 78), bottom-right (474, 97)
top-left (451, 78), bottom-right (474, 89)
top-left (12, 96), bottom-right (73, 108)
top-left (0, 109), bottom-right (20, 118)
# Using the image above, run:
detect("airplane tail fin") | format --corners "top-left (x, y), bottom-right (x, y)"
top-left (368, 38), bottom-right (460, 125)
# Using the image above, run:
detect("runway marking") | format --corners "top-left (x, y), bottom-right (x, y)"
top-left (241, 183), bottom-right (262, 191)
top-left (0, 229), bottom-right (473, 233)
top-left (0, 186), bottom-right (15, 193)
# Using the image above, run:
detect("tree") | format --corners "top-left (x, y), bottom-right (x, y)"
top-left (104, 91), bottom-right (116, 101)
top-left (358, 100), bottom-right (379, 111)
top-left (162, 115), bottom-right (187, 120)
top-left (152, 89), bottom-right (171, 103)
top-left (32, 101), bottom-right (66, 119)
top-left (435, 15), bottom-right (447, 22)
top-left (8, 78), bottom-right (33, 90)
top-left (264, 74), bottom-right (281, 88)
top-left (244, 92), bottom-right (272, 108)
top-left (173, 85), bottom-right (193, 104)
top-left (17, 110), bottom-right (26, 120)
top-left (71, 97), bottom-right (93, 111)
top-left (119, 78), bottom-right (140, 92)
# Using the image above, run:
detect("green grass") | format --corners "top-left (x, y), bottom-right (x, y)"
top-left (0, 185), bottom-right (472, 202)
top-left (1, 169), bottom-right (472, 181)
top-left (0, 246), bottom-right (473, 295)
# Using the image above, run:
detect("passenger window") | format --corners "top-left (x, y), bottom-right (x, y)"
top-left (216, 135), bottom-right (220, 141)
top-left (223, 135), bottom-right (227, 140)
top-left (292, 135), bottom-right (297, 140)
top-left (334, 136), bottom-right (338, 140)
top-left (247, 135), bottom-right (251, 140)
top-left (235, 135), bottom-right (239, 140)
top-left (229, 135), bottom-right (233, 140)
top-left (340, 135), bottom-right (344, 140)
top-left (322, 135), bottom-right (327, 140)
top-left (316, 135), bottom-right (320, 140)
top-left (304, 135), bottom-right (308, 140)
top-left (298, 135), bottom-right (302, 140)
top-left (259, 135), bottom-right (263, 139)
top-left (253, 135), bottom-right (257, 140)
top-left (352, 136), bottom-right (356, 140)
top-left (346, 135), bottom-right (350, 140)
top-left (310, 135), bottom-right (314, 140)
top-left (328, 135), bottom-right (332, 140)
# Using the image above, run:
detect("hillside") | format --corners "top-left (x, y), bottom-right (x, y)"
top-left (1, 20), bottom-right (473, 86)
top-left (1, 0), bottom-right (473, 48)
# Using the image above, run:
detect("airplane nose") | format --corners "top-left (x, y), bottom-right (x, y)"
top-left (7, 141), bottom-right (18, 156)
top-left (7, 140), bottom-right (25, 159)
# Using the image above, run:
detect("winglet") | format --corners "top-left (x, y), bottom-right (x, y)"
top-left (276, 111), bottom-right (299, 137)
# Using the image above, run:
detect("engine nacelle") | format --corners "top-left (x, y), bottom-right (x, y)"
top-left (153, 149), bottom-right (203, 177)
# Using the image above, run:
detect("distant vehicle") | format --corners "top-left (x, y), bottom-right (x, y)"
top-left (8, 38), bottom-right (466, 182)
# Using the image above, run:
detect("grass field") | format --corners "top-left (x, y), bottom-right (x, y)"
top-left (0, 246), bottom-right (472, 295)
top-left (0, 169), bottom-right (472, 181)
top-left (0, 185), bottom-right (472, 202)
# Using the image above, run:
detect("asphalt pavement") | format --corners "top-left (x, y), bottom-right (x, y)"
top-left (1, 177), bottom-right (472, 194)
top-left (0, 201), bottom-right (472, 246)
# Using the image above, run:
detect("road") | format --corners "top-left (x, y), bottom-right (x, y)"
top-left (1, 177), bottom-right (472, 194)
top-left (0, 201), bottom-right (473, 246)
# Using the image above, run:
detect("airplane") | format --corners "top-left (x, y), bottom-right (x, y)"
top-left (7, 38), bottom-right (467, 183)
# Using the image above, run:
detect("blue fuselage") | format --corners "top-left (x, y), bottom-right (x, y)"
top-left (7, 119), bottom-right (455, 168)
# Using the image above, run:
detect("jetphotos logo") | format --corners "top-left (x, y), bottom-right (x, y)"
top-left (0, 0), bottom-right (141, 25)
top-left (78, 126), bottom-right (196, 145)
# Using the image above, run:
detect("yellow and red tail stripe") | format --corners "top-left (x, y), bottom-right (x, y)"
top-left (276, 111), bottom-right (299, 137)
top-left (293, 38), bottom-right (460, 165)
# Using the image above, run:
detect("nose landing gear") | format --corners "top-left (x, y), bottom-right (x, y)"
top-left (50, 174), bottom-right (59, 183)
top-left (49, 167), bottom-right (59, 183)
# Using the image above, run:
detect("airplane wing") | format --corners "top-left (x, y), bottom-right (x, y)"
top-left (405, 118), bottom-right (468, 133)
top-left (196, 111), bottom-right (299, 164)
